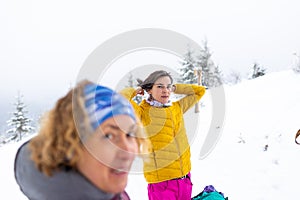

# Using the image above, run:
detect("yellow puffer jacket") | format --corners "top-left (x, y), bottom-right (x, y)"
top-left (120, 84), bottom-right (206, 183)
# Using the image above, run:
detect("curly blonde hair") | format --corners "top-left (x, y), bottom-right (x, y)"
top-left (29, 80), bottom-right (150, 176)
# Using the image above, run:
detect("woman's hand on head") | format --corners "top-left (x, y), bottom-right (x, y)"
top-left (171, 84), bottom-right (176, 92)
top-left (135, 87), bottom-right (144, 95)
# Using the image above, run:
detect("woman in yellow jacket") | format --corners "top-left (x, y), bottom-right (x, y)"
top-left (120, 70), bottom-right (206, 200)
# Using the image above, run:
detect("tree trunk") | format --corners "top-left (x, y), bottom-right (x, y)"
top-left (194, 69), bottom-right (202, 113)
top-left (195, 102), bottom-right (199, 113)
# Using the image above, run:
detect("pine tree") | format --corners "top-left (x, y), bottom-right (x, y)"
top-left (6, 92), bottom-right (35, 142)
top-left (237, 133), bottom-right (246, 144)
top-left (127, 73), bottom-right (142, 104)
top-left (178, 46), bottom-right (204, 113)
top-left (226, 70), bottom-right (241, 85)
top-left (210, 65), bottom-right (223, 87)
top-left (292, 53), bottom-right (300, 73)
top-left (127, 73), bottom-right (134, 88)
top-left (178, 46), bottom-right (197, 84)
top-left (250, 63), bottom-right (266, 79)
top-left (195, 39), bottom-right (222, 88)
top-left (178, 41), bottom-right (222, 112)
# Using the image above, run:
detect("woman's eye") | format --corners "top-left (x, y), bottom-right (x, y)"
top-left (157, 85), bottom-right (163, 89)
top-left (126, 132), bottom-right (136, 138)
top-left (104, 133), bottom-right (113, 140)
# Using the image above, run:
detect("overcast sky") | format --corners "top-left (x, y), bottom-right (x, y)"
top-left (1, 0), bottom-right (300, 107)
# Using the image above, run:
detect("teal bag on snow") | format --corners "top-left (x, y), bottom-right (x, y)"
top-left (192, 185), bottom-right (228, 200)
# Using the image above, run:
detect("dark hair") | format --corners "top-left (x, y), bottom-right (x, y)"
top-left (137, 70), bottom-right (173, 92)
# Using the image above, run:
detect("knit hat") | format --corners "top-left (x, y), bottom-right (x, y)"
top-left (83, 84), bottom-right (136, 130)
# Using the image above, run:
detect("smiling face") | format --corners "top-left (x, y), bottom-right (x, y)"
top-left (77, 114), bottom-right (138, 194)
top-left (148, 76), bottom-right (173, 104)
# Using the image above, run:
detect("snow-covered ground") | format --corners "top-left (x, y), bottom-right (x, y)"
top-left (1, 70), bottom-right (299, 199)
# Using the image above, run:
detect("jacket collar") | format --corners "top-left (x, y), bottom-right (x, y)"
top-left (146, 98), bottom-right (172, 107)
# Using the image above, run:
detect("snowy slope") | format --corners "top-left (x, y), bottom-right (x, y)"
top-left (193, 70), bottom-right (300, 199)
top-left (1, 70), bottom-right (300, 199)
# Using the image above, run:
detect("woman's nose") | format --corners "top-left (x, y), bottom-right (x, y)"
top-left (116, 135), bottom-right (136, 153)
top-left (162, 87), bottom-right (168, 92)
top-left (115, 137), bottom-right (137, 161)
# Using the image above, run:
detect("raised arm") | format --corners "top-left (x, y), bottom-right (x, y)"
top-left (119, 87), bottom-right (142, 116)
top-left (173, 84), bottom-right (206, 113)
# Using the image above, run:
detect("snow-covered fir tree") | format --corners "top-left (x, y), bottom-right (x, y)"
top-left (178, 40), bottom-right (223, 88)
top-left (292, 53), bottom-right (300, 73)
top-left (178, 45), bottom-right (197, 84)
top-left (127, 73), bottom-right (142, 104)
top-left (237, 133), bottom-right (246, 144)
top-left (195, 39), bottom-right (222, 88)
top-left (250, 63), bottom-right (267, 79)
top-left (5, 92), bottom-right (35, 142)
top-left (178, 46), bottom-right (205, 113)
top-left (210, 65), bottom-right (223, 87)
top-left (127, 73), bottom-right (134, 88)
top-left (226, 70), bottom-right (242, 85)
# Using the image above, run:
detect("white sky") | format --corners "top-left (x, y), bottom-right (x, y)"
top-left (1, 0), bottom-right (300, 102)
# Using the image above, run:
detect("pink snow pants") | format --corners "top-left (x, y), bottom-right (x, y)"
top-left (147, 173), bottom-right (192, 200)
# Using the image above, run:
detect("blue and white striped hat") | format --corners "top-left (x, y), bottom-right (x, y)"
top-left (83, 84), bottom-right (136, 130)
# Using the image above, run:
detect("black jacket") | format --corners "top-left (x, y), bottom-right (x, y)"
top-left (14, 141), bottom-right (130, 200)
